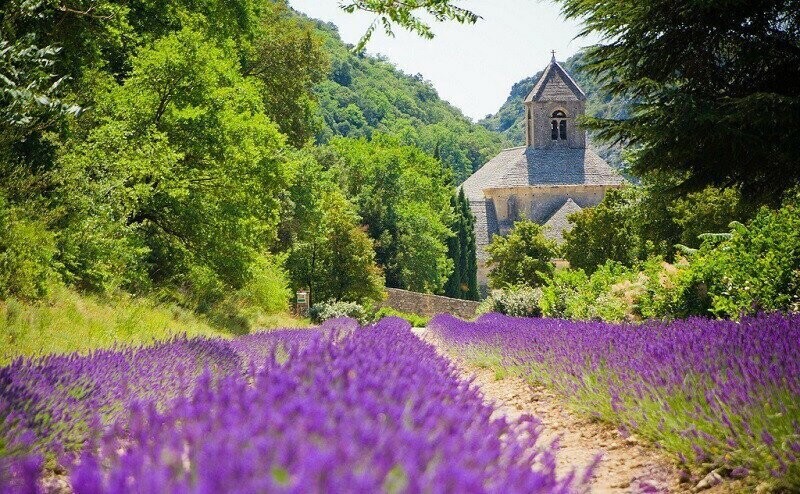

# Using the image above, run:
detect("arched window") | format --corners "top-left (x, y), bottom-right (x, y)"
top-left (550, 110), bottom-right (568, 141)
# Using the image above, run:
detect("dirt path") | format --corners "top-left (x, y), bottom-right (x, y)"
top-left (414, 328), bottom-right (687, 493)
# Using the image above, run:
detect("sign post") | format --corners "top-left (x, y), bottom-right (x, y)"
top-left (296, 289), bottom-right (309, 317)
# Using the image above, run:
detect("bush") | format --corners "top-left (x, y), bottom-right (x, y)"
top-left (562, 187), bottom-right (642, 274)
top-left (372, 307), bottom-right (429, 327)
top-left (539, 269), bottom-right (588, 318)
top-left (234, 255), bottom-right (292, 315)
top-left (477, 286), bottom-right (543, 317)
top-left (485, 220), bottom-right (556, 288)
top-left (678, 195), bottom-right (800, 318)
top-left (0, 199), bottom-right (60, 299)
top-left (310, 300), bottom-right (366, 323)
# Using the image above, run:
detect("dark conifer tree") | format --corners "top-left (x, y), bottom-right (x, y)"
top-left (443, 193), bottom-right (462, 298)
top-left (459, 188), bottom-right (479, 300)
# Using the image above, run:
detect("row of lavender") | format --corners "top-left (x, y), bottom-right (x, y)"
top-left (2, 317), bottom-right (583, 492)
top-left (430, 313), bottom-right (800, 489)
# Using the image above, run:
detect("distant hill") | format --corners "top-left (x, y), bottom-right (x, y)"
top-left (479, 50), bottom-right (630, 168)
top-left (308, 19), bottom-right (509, 182)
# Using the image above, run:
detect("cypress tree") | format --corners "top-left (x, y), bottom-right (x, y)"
top-left (443, 193), bottom-right (462, 297)
top-left (459, 188), bottom-right (479, 300)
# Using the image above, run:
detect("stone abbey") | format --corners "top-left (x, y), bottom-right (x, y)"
top-left (461, 54), bottom-right (624, 288)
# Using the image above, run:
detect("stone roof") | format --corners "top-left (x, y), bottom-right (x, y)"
top-left (461, 146), bottom-right (624, 201)
top-left (542, 198), bottom-right (582, 243)
top-left (525, 58), bottom-right (586, 103)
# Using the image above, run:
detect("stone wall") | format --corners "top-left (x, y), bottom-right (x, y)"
top-left (380, 288), bottom-right (479, 320)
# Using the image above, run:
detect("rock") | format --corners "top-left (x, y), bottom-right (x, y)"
top-left (624, 434), bottom-right (640, 445)
top-left (693, 469), bottom-right (723, 492)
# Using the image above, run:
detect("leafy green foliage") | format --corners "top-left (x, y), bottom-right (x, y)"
top-left (322, 136), bottom-right (454, 293)
top-left (486, 220), bottom-right (556, 288)
top-left (555, 0), bottom-right (800, 202)
top-left (56, 28), bottom-right (290, 302)
top-left (682, 196), bottom-right (800, 318)
top-left (282, 156), bottom-right (385, 305)
top-left (338, 1), bottom-right (479, 51)
top-left (372, 307), bottom-right (429, 327)
top-left (477, 285), bottom-right (543, 318)
top-left (0, 195), bottom-right (59, 299)
top-left (539, 259), bottom-right (684, 322)
top-left (539, 196), bottom-right (800, 322)
top-left (562, 187), bottom-right (642, 273)
top-left (0, 0), bottom-right (500, 333)
top-left (244, 1), bottom-right (329, 147)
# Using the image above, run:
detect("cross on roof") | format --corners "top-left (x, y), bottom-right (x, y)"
top-left (551, 50), bottom-right (556, 61)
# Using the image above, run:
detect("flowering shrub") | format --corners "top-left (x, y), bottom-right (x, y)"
top-left (1, 318), bottom-right (583, 492)
top-left (430, 312), bottom-right (800, 489)
top-left (477, 286), bottom-right (543, 317)
top-left (309, 300), bottom-right (366, 323)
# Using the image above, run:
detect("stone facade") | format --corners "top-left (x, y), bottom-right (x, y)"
top-left (461, 55), bottom-right (625, 290)
top-left (380, 288), bottom-right (479, 320)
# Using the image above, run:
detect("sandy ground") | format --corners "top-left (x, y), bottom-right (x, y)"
top-left (413, 328), bottom-right (746, 493)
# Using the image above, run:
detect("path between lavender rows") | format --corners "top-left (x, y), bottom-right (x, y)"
top-left (410, 327), bottom-right (736, 494)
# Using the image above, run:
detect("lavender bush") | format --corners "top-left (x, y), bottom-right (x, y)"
top-left (430, 312), bottom-right (800, 488)
top-left (1, 318), bottom-right (583, 492)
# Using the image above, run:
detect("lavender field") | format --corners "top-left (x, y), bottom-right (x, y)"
top-left (430, 313), bottom-right (800, 489)
top-left (0, 317), bottom-right (583, 493)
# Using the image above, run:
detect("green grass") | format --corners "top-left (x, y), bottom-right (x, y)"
top-left (0, 288), bottom-right (309, 365)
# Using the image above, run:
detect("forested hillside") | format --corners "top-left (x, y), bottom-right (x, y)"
top-left (480, 50), bottom-right (630, 166)
top-left (310, 20), bottom-right (507, 182)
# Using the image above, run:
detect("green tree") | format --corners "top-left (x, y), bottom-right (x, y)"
top-left (556, 0), bottom-right (800, 202)
top-left (562, 187), bottom-right (642, 274)
top-left (669, 186), bottom-right (753, 249)
top-left (443, 194), bottom-right (462, 298)
top-left (682, 194), bottom-right (800, 318)
top-left (443, 188), bottom-right (478, 299)
top-left (323, 135), bottom-right (454, 293)
top-left (56, 28), bottom-right (290, 299)
top-left (281, 155), bottom-right (384, 305)
top-left (486, 220), bottom-right (556, 288)
top-left (243, 1), bottom-right (329, 147)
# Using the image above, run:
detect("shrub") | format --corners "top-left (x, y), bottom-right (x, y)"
top-left (477, 285), bottom-right (543, 317)
top-left (372, 306), bottom-right (429, 327)
top-left (310, 300), bottom-right (366, 323)
top-left (539, 268), bottom-right (588, 318)
top-left (233, 255), bottom-right (292, 315)
top-left (679, 196), bottom-right (800, 318)
top-left (562, 187), bottom-right (642, 274)
top-left (0, 199), bottom-right (60, 299)
top-left (485, 220), bottom-right (556, 288)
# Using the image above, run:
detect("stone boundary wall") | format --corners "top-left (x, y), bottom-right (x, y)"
top-left (380, 288), bottom-right (479, 320)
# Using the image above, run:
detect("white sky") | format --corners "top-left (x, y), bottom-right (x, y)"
top-left (288, 0), bottom-right (599, 121)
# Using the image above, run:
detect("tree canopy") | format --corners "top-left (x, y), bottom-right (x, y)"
top-left (555, 0), bottom-right (800, 202)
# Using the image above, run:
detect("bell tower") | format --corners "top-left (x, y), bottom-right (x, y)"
top-left (524, 52), bottom-right (587, 149)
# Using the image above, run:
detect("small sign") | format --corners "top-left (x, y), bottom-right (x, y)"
top-left (296, 290), bottom-right (309, 317)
